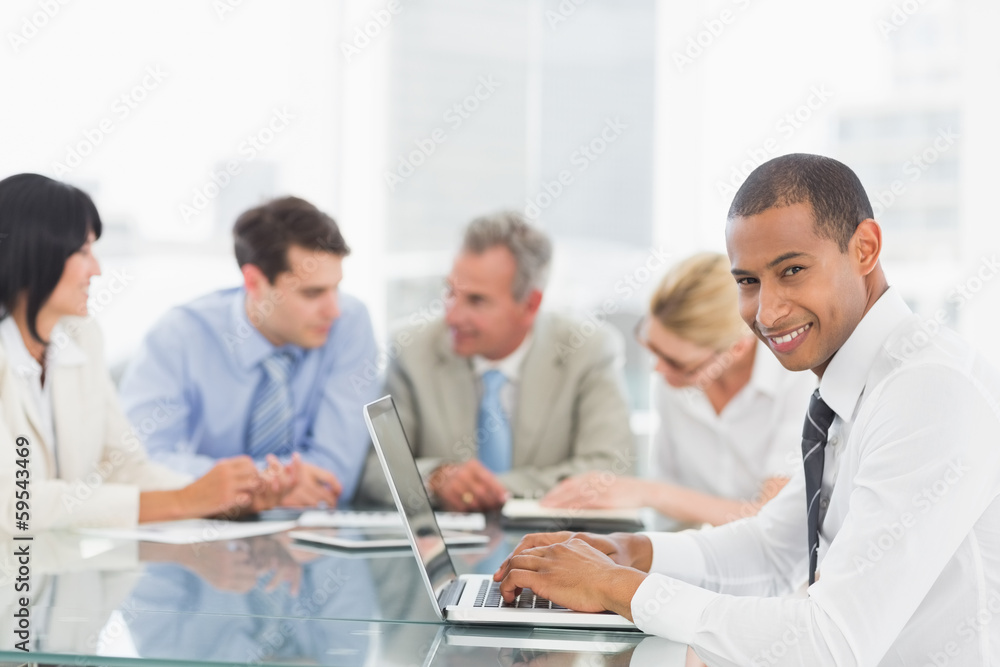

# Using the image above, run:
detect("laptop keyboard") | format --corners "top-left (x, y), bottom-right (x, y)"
top-left (474, 580), bottom-right (567, 610)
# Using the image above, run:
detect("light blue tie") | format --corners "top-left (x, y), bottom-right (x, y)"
top-left (477, 369), bottom-right (512, 473)
top-left (247, 350), bottom-right (296, 458)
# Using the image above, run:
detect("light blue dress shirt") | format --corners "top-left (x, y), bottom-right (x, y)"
top-left (118, 287), bottom-right (380, 501)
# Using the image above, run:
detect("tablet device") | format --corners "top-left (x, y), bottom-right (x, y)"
top-left (289, 527), bottom-right (490, 550)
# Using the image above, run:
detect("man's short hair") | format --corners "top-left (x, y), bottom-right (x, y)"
top-left (727, 153), bottom-right (874, 252)
top-left (233, 196), bottom-right (349, 283)
top-left (462, 211), bottom-right (553, 301)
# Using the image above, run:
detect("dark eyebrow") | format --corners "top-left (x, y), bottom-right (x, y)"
top-left (731, 251), bottom-right (811, 277)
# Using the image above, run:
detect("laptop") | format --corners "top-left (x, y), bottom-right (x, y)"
top-left (363, 395), bottom-right (639, 630)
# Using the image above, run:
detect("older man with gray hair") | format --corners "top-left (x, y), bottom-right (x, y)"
top-left (360, 211), bottom-right (634, 511)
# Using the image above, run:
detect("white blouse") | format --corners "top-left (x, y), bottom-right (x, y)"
top-left (652, 339), bottom-right (817, 501)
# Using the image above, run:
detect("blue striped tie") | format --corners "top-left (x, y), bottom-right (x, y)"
top-left (247, 351), bottom-right (296, 458)
top-left (477, 370), bottom-right (512, 473)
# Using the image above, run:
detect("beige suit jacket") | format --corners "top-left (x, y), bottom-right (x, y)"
top-left (0, 316), bottom-right (189, 532)
top-left (360, 313), bottom-right (634, 504)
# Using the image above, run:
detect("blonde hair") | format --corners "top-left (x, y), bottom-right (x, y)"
top-left (649, 252), bottom-right (750, 350)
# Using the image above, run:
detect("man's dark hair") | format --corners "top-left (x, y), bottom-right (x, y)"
top-left (233, 196), bottom-right (350, 283)
top-left (727, 153), bottom-right (874, 252)
top-left (0, 173), bottom-right (103, 343)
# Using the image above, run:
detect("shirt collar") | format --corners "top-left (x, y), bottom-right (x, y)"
top-left (818, 286), bottom-right (912, 422)
top-left (228, 289), bottom-right (304, 369)
top-left (472, 331), bottom-right (534, 382)
top-left (0, 317), bottom-right (87, 379)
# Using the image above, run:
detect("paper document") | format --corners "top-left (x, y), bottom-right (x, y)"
top-left (77, 519), bottom-right (297, 544)
top-left (500, 499), bottom-right (645, 528)
top-left (297, 510), bottom-right (486, 532)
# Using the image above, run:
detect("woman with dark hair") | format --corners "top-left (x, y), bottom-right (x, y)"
top-left (0, 173), bottom-right (293, 531)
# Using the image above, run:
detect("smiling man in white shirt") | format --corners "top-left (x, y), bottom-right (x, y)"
top-left (494, 153), bottom-right (1000, 665)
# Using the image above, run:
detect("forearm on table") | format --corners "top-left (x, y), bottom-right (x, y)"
top-left (644, 482), bottom-right (750, 526)
top-left (646, 476), bottom-right (788, 527)
top-left (504, 453), bottom-right (631, 496)
top-left (138, 489), bottom-right (188, 523)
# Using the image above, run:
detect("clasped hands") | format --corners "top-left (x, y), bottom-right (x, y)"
top-left (182, 452), bottom-right (342, 517)
top-left (491, 531), bottom-right (654, 622)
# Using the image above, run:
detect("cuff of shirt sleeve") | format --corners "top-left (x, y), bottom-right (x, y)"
top-left (74, 484), bottom-right (141, 529)
top-left (630, 574), bottom-right (717, 644)
top-left (628, 635), bottom-right (691, 665)
top-left (642, 529), bottom-right (707, 584)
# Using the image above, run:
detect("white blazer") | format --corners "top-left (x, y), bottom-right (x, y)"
top-left (0, 316), bottom-right (189, 532)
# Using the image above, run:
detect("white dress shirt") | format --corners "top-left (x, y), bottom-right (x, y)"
top-left (629, 287), bottom-right (1000, 665)
top-left (654, 339), bottom-right (816, 501)
top-left (472, 332), bottom-right (534, 420)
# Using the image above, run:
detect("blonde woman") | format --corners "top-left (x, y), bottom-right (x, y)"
top-left (542, 252), bottom-right (816, 525)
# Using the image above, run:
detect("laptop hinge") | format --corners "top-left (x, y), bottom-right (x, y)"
top-left (437, 578), bottom-right (466, 611)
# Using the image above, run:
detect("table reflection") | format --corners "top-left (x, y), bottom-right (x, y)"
top-left (125, 534), bottom-right (378, 665)
top-left (0, 527), bottom-right (693, 667)
top-left (423, 628), bottom-right (690, 667)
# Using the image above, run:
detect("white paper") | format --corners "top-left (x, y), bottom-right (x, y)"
top-left (76, 519), bottom-right (298, 544)
top-left (501, 498), bottom-right (644, 523)
top-left (297, 510), bottom-right (486, 532)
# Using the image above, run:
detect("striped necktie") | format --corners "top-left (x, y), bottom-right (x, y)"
top-left (247, 350), bottom-right (296, 458)
top-left (801, 389), bottom-right (836, 585)
top-left (477, 369), bottom-right (512, 473)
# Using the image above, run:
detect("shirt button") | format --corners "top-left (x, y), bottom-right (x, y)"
top-left (828, 436), bottom-right (839, 447)
top-left (820, 497), bottom-right (830, 510)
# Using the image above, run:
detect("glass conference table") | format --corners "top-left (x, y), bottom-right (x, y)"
top-left (0, 515), bottom-right (690, 667)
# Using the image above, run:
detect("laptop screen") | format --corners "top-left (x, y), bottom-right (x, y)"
top-left (364, 396), bottom-right (460, 610)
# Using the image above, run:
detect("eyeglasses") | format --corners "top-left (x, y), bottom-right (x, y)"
top-left (633, 315), bottom-right (721, 377)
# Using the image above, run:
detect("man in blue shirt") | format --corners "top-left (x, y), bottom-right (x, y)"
top-left (120, 196), bottom-right (379, 506)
